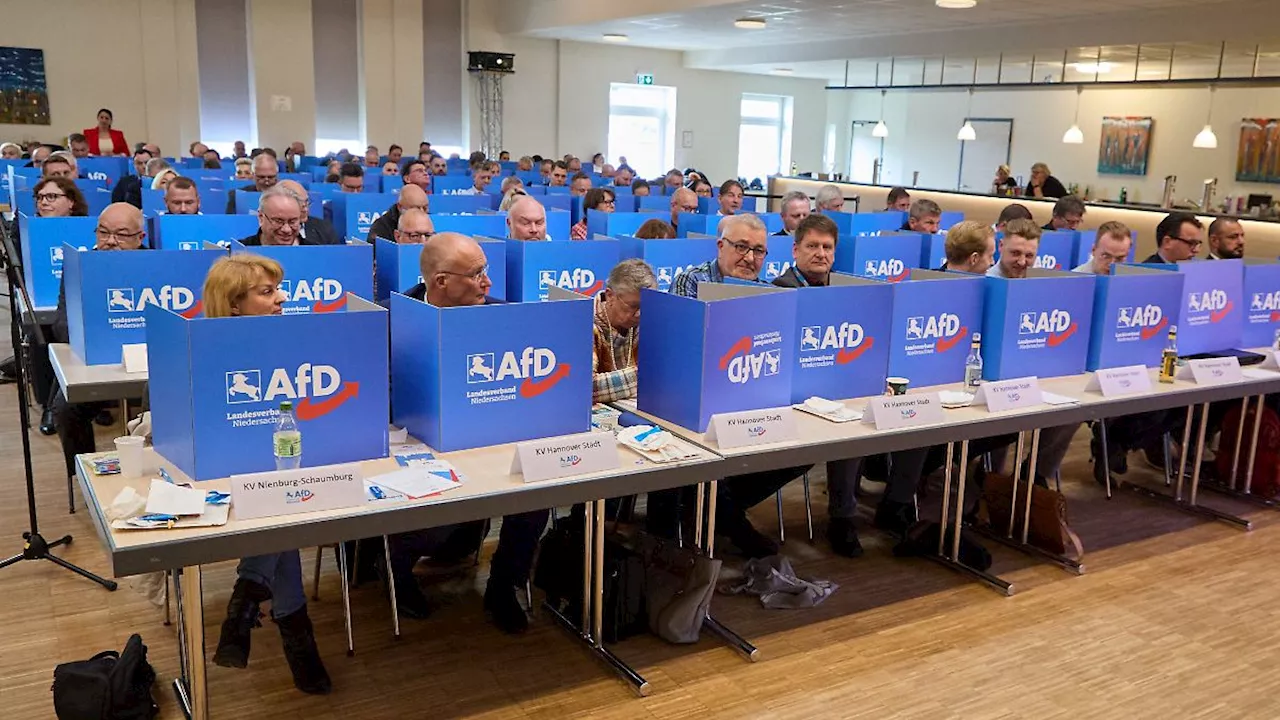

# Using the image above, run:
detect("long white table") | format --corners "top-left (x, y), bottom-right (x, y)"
top-left (49, 342), bottom-right (148, 404)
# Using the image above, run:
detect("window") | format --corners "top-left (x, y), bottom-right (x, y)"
top-left (195, 0), bottom-right (255, 151)
top-left (737, 94), bottom-right (793, 181)
top-left (607, 83), bottom-right (676, 180)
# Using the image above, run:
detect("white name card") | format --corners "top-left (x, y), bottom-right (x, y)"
top-left (1085, 365), bottom-right (1152, 397)
top-left (861, 393), bottom-right (945, 431)
top-left (121, 343), bottom-right (148, 374)
top-left (230, 463), bottom-right (365, 521)
top-left (972, 376), bottom-right (1043, 412)
top-left (1176, 356), bottom-right (1243, 385)
top-left (511, 432), bottom-right (619, 483)
top-left (705, 407), bottom-right (797, 449)
top-left (1257, 350), bottom-right (1280, 371)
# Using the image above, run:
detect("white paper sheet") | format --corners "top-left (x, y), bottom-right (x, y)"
top-left (144, 478), bottom-right (207, 516)
top-left (367, 461), bottom-right (464, 499)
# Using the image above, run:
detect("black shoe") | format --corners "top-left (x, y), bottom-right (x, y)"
top-left (1090, 424), bottom-right (1128, 487)
top-left (873, 499), bottom-right (917, 537)
top-left (722, 515), bottom-right (779, 559)
top-left (39, 406), bottom-right (56, 436)
top-left (93, 409), bottom-right (114, 427)
top-left (394, 577), bottom-right (433, 620)
top-left (212, 578), bottom-right (272, 669)
top-left (483, 581), bottom-right (530, 634)
top-left (827, 518), bottom-right (864, 558)
top-left (276, 606), bottom-right (332, 695)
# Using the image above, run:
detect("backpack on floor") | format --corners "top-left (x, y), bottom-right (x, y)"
top-left (1215, 401), bottom-right (1280, 498)
top-left (52, 633), bottom-right (158, 720)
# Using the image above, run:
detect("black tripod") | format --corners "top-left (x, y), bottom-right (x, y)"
top-left (0, 219), bottom-right (116, 590)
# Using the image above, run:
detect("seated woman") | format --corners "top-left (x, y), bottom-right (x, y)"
top-left (571, 187), bottom-right (616, 240)
top-left (203, 255), bottom-right (332, 696)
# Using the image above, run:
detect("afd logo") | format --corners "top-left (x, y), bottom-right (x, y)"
top-left (105, 286), bottom-right (201, 318)
top-left (905, 314), bottom-right (967, 352)
top-left (800, 323), bottom-right (874, 364)
top-left (1116, 304), bottom-right (1168, 339)
top-left (863, 258), bottom-right (909, 282)
top-left (1032, 254), bottom-right (1062, 270)
top-left (285, 489), bottom-right (315, 504)
top-left (655, 264), bottom-right (697, 291)
top-left (1018, 310), bottom-right (1078, 346)
top-left (763, 261), bottom-right (793, 281)
top-left (1250, 291), bottom-right (1280, 322)
top-left (558, 454), bottom-right (582, 468)
top-left (85, 171), bottom-right (109, 182)
top-left (465, 347), bottom-right (570, 397)
top-left (178, 241), bottom-right (201, 251)
top-left (356, 210), bottom-right (384, 228)
top-left (746, 426), bottom-right (767, 438)
top-left (900, 408), bottom-right (918, 420)
top-left (224, 364), bottom-right (359, 420)
top-left (50, 246), bottom-right (64, 266)
top-left (1187, 289), bottom-right (1233, 322)
top-left (279, 278), bottom-right (347, 313)
top-left (718, 336), bottom-right (781, 384)
top-left (538, 268), bottom-right (603, 295)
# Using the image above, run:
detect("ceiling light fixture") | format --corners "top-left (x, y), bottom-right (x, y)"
top-left (957, 87), bottom-right (976, 142)
top-left (872, 89), bottom-right (889, 137)
top-left (936, 0), bottom-right (977, 8)
top-left (1193, 85), bottom-right (1219, 149)
top-left (734, 17), bottom-right (767, 29)
top-left (1063, 86), bottom-right (1084, 144)
top-left (771, 68), bottom-right (793, 76)
top-left (602, 33), bottom-right (629, 43)
top-left (1072, 61), bottom-right (1112, 75)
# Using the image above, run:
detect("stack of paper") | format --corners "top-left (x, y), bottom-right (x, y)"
top-left (368, 460), bottom-right (466, 500)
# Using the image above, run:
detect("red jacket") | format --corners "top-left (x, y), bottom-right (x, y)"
top-left (83, 127), bottom-right (128, 156)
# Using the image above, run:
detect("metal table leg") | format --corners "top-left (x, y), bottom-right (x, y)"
top-left (700, 479), bottom-right (760, 662)
top-left (923, 440), bottom-right (1015, 596)
top-left (1200, 396), bottom-right (1278, 510)
top-left (172, 565), bottom-right (207, 720)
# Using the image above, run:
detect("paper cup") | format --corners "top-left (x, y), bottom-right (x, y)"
top-left (886, 377), bottom-right (910, 396)
top-left (114, 436), bottom-right (145, 477)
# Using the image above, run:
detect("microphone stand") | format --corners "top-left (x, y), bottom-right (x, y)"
top-left (0, 220), bottom-right (117, 590)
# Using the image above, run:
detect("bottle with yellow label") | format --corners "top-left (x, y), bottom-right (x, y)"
top-left (1159, 324), bottom-right (1178, 383)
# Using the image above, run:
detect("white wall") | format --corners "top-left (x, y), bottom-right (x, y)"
top-left (832, 84), bottom-right (1280, 205)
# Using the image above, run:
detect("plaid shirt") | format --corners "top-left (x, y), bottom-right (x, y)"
top-left (592, 294), bottom-right (639, 402)
top-left (670, 259), bottom-right (725, 298)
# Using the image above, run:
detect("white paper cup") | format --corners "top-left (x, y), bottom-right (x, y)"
top-left (114, 436), bottom-right (145, 477)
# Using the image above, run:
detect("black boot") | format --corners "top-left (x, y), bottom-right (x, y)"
top-left (212, 578), bottom-right (272, 669)
top-left (483, 580), bottom-right (529, 635)
top-left (276, 606), bottom-right (332, 695)
top-left (39, 406), bottom-right (55, 436)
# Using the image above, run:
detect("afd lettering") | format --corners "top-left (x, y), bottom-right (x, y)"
top-left (1186, 289), bottom-right (1232, 326)
top-left (1032, 254), bottom-right (1061, 270)
top-left (464, 347), bottom-right (571, 403)
top-left (279, 278), bottom-right (347, 313)
top-left (655, 264), bottom-right (697, 291)
top-left (799, 323), bottom-right (874, 369)
top-left (863, 258), bottom-right (909, 282)
top-left (225, 364), bottom-right (360, 422)
top-left (1249, 291), bottom-right (1280, 323)
top-left (1016, 309), bottom-right (1077, 349)
top-left (106, 285), bottom-right (197, 314)
top-left (285, 489), bottom-right (316, 504)
top-left (85, 171), bottom-right (109, 182)
top-left (1115, 304), bottom-right (1168, 342)
top-left (903, 313), bottom-right (966, 356)
top-left (538, 268), bottom-right (603, 296)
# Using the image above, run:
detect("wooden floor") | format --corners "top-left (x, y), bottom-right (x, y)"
top-left (4, 379), bottom-right (1280, 719)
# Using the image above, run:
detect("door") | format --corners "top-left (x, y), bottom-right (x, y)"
top-left (848, 121), bottom-right (883, 183)
top-left (957, 119), bottom-right (1013, 193)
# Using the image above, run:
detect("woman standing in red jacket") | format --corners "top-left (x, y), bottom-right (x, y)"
top-left (82, 108), bottom-right (128, 156)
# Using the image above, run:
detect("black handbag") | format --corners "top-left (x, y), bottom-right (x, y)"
top-left (52, 633), bottom-right (158, 720)
top-left (534, 523), bottom-right (648, 643)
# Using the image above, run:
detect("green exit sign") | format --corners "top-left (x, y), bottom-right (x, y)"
top-left (636, 73), bottom-right (654, 86)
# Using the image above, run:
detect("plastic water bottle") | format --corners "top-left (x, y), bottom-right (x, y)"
top-left (274, 401), bottom-right (301, 470)
top-left (964, 333), bottom-right (983, 388)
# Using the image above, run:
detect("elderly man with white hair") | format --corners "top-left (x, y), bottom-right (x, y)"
top-left (506, 195), bottom-right (550, 241)
top-left (240, 186), bottom-right (316, 246)
top-left (776, 190), bottom-right (811, 236)
top-left (814, 184), bottom-right (845, 213)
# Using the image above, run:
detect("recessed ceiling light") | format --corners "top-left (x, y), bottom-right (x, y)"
top-left (936, 0), bottom-right (977, 7)
top-left (734, 17), bottom-right (767, 29)
top-left (772, 68), bottom-right (793, 75)
top-left (602, 33), bottom-right (629, 43)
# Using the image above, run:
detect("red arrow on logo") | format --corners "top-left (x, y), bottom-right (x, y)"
top-left (888, 270), bottom-right (909, 283)
top-left (1271, 310), bottom-right (1280, 322)
top-left (313, 294), bottom-right (348, 313)
top-left (836, 336), bottom-right (874, 364)
top-left (1210, 300), bottom-right (1233, 323)
top-left (1140, 316), bottom-right (1169, 341)
top-left (295, 382), bottom-right (360, 421)
top-left (179, 300), bottom-right (203, 319)
top-left (520, 363), bottom-right (571, 398)
top-left (582, 280), bottom-right (604, 296)
top-left (1047, 321), bottom-right (1078, 347)
top-left (936, 325), bottom-right (968, 353)
top-left (718, 336), bottom-right (753, 370)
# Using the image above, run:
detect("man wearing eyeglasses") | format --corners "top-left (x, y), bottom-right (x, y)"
top-left (392, 208), bottom-right (435, 244)
top-left (1073, 221), bottom-right (1132, 275)
top-left (240, 187), bottom-right (312, 246)
top-left (669, 187), bottom-right (698, 233)
top-left (275, 180), bottom-right (340, 245)
top-left (50, 203), bottom-right (148, 481)
top-left (226, 153), bottom-right (280, 213)
top-left (670, 213), bottom-right (769, 297)
top-left (1144, 212), bottom-right (1203, 263)
top-left (1043, 195), bottom-right (1086, 232)
top-left (367, 183), bottom-right (430, 243)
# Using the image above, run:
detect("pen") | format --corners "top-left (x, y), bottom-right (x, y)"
top-left (369, 485), bottom-right (386, 500)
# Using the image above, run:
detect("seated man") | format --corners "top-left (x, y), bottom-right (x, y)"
top-left (459, 162), bottom-right (495, 195)
top-left (389, 233), bottom-right (543, 632)
top-left (42, 153), bottom-right (77, 180)
top-left (241, 186), bottom-right (313, 246)
top-left (393, 208), bottom-right (435, 244)
top-left (51, 204), bottom-right (147, 479)
top-left (507, 196), bottom-right (550, 241)
top-left (717, 180), bottom-right (744, 216)
top-left (669, 187), bottom-right (698, 233)
top-left (276, 180), bottom-right (340, 245)
top-left (338, 162), bottom-right (364, 193)
top-left (815, 184), bottom-right (845, 213)
top-left (631, 178), bottom-right (650, 197)
top-left (776, 190), bottom-right (810, 236)
top-left (226, 153), bottom-right (279, 213)
top-left (569, 172), bottom-right (592, 197)
top-left (1043, 195), bottom-right (1085, 232)
top-left (995, 203), bottom-right (1033, 232)
top-left (885, 186), bottom-right (911, 212)
top-left (901, 198), bottom-right (941, 233)
top-left (163, 176), bottom-right (201, 215)
top-left (547, 162), bottom-right (569, 188)
top-left (112, 147), bottom-right (153, 208)
top-left (366, 184), bottom-right (429, 243)
top-left (401, 158), bottom-right (431, 193)
top-left (592, 259), bottom-right (655, 403)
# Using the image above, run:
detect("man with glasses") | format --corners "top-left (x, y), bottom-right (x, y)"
top-left (226, 153), bottom-right (280, 213)
top-left (1043, 195), bottom-right (1087, 232)
top-left (671, 212), bottom-right (769, 296)
top-left (1145, 211), bottom-right (1203, 263)
top-left (273, 180), bottom-right (340, 245)
top-left (339, 162), bottom-right (365, 193)
top-left (49, 203), bottom-right (147, 480)
top-left (367, 184), bottom-right (429, 243)
top-left (669, 187), bottom-right (698, 233)
top-left (1074, 221), bottom-right (1132, 275)
top-left (240, 186), bottom-right (312, 246)
top-left (1207, 218), bottom-right (1245, 260)
top-left (401, 158), bottom-right (431, 192)
top-left (393, 208), bottom-right (435, 244)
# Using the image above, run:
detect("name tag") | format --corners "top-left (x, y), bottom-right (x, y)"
top-left (1176, 357), bottom-right (1243, 385)
top-left (973, 376), bottom-right (1043, 412)
top-left (1257, 350), bottom-right (1280, 371)
top-left (230, 463), bottom-right (365, 521)
top-left (511, 431), bottom-right (619, 483)
top-left (861, 393), bottom-right (944, 431)
top-left (705, 407), bottom-right (796, 449)
top-left (122, 343), bottom-right (148, 374)
top-left (1085, 365), bottom-right (1152, 397)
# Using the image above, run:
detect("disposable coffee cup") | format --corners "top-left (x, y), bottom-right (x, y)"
top-left (114, 436), bottom-right (145, 477)
top-left (886, 377), bottom-right (910, 396)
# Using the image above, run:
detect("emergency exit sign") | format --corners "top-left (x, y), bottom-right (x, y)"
top-left (636, 73), bottom-right (654, 85)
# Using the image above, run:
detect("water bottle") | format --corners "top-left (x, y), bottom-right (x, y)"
top-left (274, 401), bottom-right (301, 470)
top-left (1118, 187), bottom-right (1128, 204)
top-left (964, 333), bottom-right (983, 388)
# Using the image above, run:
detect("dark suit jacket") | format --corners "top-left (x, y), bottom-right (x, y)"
top-left (111, 175), bottom-right (143, 209)
top-left (225, 183), bottom-right (257, 214)
top-left (771, 266), bottom-right (826, 288)
top-left (773, 228), bottom-right (792, 237)
top-left (302, 217), bottom-right (341, 245)
top-left (1142, 252), bottom-right (1168, 264)
top-left (239, 230), bottom-right (328, 247)
top-left (366, 204), bottom-right (401, 244)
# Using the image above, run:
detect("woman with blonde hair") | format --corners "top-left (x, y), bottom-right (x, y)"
top-left (993, 164), bottom-right (1017, 195)
top-left (234, 157), bottom-right (253, 180)
top-left (204, 254), bottom-right (331, 696)
top-left (499, 185), bottom-right (528, 211)
top-left (1024, 162), bottom-right (1067, 199)
top-left (150, 167), bottom-right (179, 190)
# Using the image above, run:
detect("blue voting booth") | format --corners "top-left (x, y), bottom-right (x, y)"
top-left (852, 212), bottom-right (906, 235)
top-left (618, 236), bottom-right (717, 292)
top-left (506, 239), bottom-right (619, 301)
top-left (791, 274), bottom-right (893, 402)
top-left (638, 282), bottom-right (796, 432)
top-left (1086, 265), bottom-right (1185, 371)
top-left (328, 193), bottom-right (397, 240)
top-left (675, 212), bottom-right (716, 238)
top-left (373, 239), bottom-right (505, 302)
top-left (818, 211), bottom-right (854, 237)
top-left (63, 244), bottom-right (222, 365)
top-left (1243, 260), bottom-right (1280, 348)
top-left (142, 188), bottom-right (230, 218)
top-left (78, 157), bottom-right (128, 187)
top-left (429, 194), bottom-right (489, 215)
top-left (231, 241), bottom-right (373, 314)
top-left (760, 233), bottom-right (797, 282)
top-left (919, 232), bottom-right (946, 269)
top-left (433, 176), bottom-right (478, 194)
top-left (1030, 231), bottom-right (1077, 270)
top-left (1074, 230), bottom-right (1138, 267)
top-left (390, 292), bottom-right (592, 451)
top-left (834, 232), bottom-right (923, 282)
top-left (431, 213), bottom-right (509, 238)
top-left (148, 297), bottom-right (390, 480)
top-left (888, 270), bottom-right (984, 387)
top-left (1145, 259), bottom-right (1245, 354)
top-left (980, 270), bottom-right (1096, 380)
top-left (18, 215), bottom-right (97, 309)
top-left (154, 214), bottom-right (259, 250)
top-left (939, 211), bottom-right (964, 231)
top-left (587, 211), bottom-right (666, 238)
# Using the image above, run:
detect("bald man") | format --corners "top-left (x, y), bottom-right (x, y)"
top-left (367, 184), bottom-right (429, 243)
top-left (669, 187), bottom-right (698, 233)
top-left (506, 196), bottom-right (549, 241)
top-left (393, 208), bottom-right (435, 244)
top-left (51, 203), bottom-right (147, 479)
top-left (278, 179), bottom-right (341, 245)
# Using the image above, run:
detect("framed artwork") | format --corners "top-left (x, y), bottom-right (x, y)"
top-left (1236, 118), bottom-right (1280, 183)
top-left (1097, 116), bottom-right (1153, 176)
top-left (0, 47), bottom-right (49, 125)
